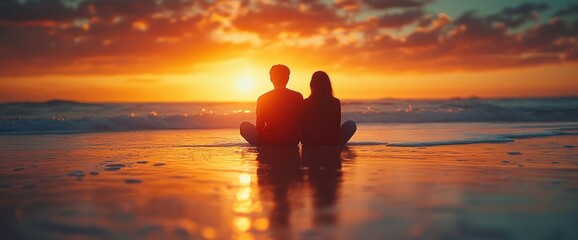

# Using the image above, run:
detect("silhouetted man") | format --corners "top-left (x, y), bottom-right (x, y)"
top-left (240, 64), bottom-right (303, 146)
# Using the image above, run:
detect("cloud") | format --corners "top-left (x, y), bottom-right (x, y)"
top-left (377, 9), bottom-right (424, 28)
top-left (0, 0), bottom-right (77, 22)
top-left (335, 0), bottom-right (361, 12)
top-left (363, 0), bottom-right (433, 9)
top-left (487, 3), bottom-right (548, 28)
top-left (554, 4), bottom-right (578, 17)
top-left (0, 0), bottom-right (231, 76)
top-left (232, 1), bottom-right (344, 37)
top-left (315, 2), bottom-right (577, 73)
top-left (0, 0), bottom-right (577, 76)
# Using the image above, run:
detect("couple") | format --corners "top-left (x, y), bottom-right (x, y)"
top-left (240, 64), bottom-right (356, 146)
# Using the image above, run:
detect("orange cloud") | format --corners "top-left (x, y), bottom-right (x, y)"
top-left (132, 20), bottom-right (148, 31)
top-left (0, 0), bottom-right (576, 77)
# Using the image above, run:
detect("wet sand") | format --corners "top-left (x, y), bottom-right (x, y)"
top-left (1, 127), bottom-right (577, 239)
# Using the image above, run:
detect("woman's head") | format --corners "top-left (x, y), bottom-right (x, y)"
top-left (310, 71), bottom-right (333, 98)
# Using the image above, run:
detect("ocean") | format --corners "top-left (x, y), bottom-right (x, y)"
top-left (1, 98), bottom-right (578, 239)
top-left (1, 98), bottom-right (577, 146)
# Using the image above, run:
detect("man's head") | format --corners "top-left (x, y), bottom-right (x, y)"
top-left (269, 64), bottom-right (290, 87)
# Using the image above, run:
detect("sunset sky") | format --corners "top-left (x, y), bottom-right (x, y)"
top-left (0, 0), bottom-right (577, 102)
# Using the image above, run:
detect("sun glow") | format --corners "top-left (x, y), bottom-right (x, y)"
top-left (236, 76), bottom-right (255, 93)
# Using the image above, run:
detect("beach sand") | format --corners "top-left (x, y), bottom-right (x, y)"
top-left (1, 124), bottom-right (577, 239)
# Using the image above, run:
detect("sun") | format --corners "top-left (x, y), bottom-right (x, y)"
top-left (236, 76), bottom-right (255, 93)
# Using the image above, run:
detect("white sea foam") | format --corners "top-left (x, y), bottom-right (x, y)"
top-left (387, 138), bottom-right (514, 147)
top-left (383, 128), bottom-right (578, 147)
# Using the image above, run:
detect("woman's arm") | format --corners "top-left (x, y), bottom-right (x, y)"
top-left (336, 99), bottom-right (341, 124)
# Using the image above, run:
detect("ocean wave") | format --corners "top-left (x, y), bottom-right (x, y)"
top-left (1, 98), bottom-right (577, 133)
top-left (3, 112), bottom-right (578, 134)
top-left (385, 130), bottom-right (571, 147)
top-left (0, 114), bottom-right (253, 134)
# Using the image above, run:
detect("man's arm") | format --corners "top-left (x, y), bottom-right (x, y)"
top-left (256, 97), bottom-right (265, 133)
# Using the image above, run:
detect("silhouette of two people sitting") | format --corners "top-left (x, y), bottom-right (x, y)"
top-left (241, 64), bottom-right (356, 146)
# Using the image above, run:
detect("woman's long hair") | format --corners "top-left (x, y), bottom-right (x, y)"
top-left (308, 71), bottom-right (336, 117)
top-left (310, 71), bottom-right (334, 99)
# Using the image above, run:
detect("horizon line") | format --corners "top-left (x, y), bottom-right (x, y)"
top-left (1, 95), bottom-right (577, 104)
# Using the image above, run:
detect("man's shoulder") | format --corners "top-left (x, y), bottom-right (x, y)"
top-left (285, 89), bottom-right (303, 99)
top-left (303, 97), bottom-right (340, 105)
top-left (260, 89), bottom-right (303, 99)
top-left (258, 90), bottom-right (276, 101)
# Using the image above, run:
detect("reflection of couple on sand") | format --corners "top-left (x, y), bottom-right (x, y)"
top-left (241, 64), bottom-right (356, 146)
top-left (255, 145), bottom-right (356, 233)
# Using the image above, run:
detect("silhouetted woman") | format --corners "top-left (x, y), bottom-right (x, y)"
top-left (301, 71), bottom-right (356, 146)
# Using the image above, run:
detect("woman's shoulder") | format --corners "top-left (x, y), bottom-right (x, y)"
top-left (332, 97), bottom-right (340, 105)
top-left (303, 97), bottom-right (340, 104)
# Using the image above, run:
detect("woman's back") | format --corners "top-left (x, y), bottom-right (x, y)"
top-left (301, 97), bottom-right (341, 146)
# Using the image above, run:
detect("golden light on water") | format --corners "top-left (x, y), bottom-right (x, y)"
top-left (232, 199), bottom-right (252, 213)
top-left (201, 227), bottom-right (217, 239)
top-left (231, 172), bottom-right (266, 238)
top-left (236, 187), bottom-right (251, 201)
top-left (253, 218), bottom-right (270, 231)
top-left (233, 216), bottom-right (251, 232)
top-left (236, 233), bottom-right (255, 240)
top-left (234, 173), bottom-right (258, 214)
top-left (232, 173), bottom-right (259, 238)
top-left (239, 173), bottom-right (251, 185)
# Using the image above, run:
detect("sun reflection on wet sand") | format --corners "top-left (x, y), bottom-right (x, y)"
top-left (253, 217), bottom-right (270, 231)
top-left (201, 227), bottom-right (217, 239)
top-left (239, 173), bottom-right (252, 185)
top-left (233, 216), bottom-right (251, 232)
top-left (231, 170), bottom-right (268, 239)
top-left (232, 174), bottom-right (262, 217)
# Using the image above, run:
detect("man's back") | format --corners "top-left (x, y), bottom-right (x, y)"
top-left (256, 88), bottom-right (303, 145)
